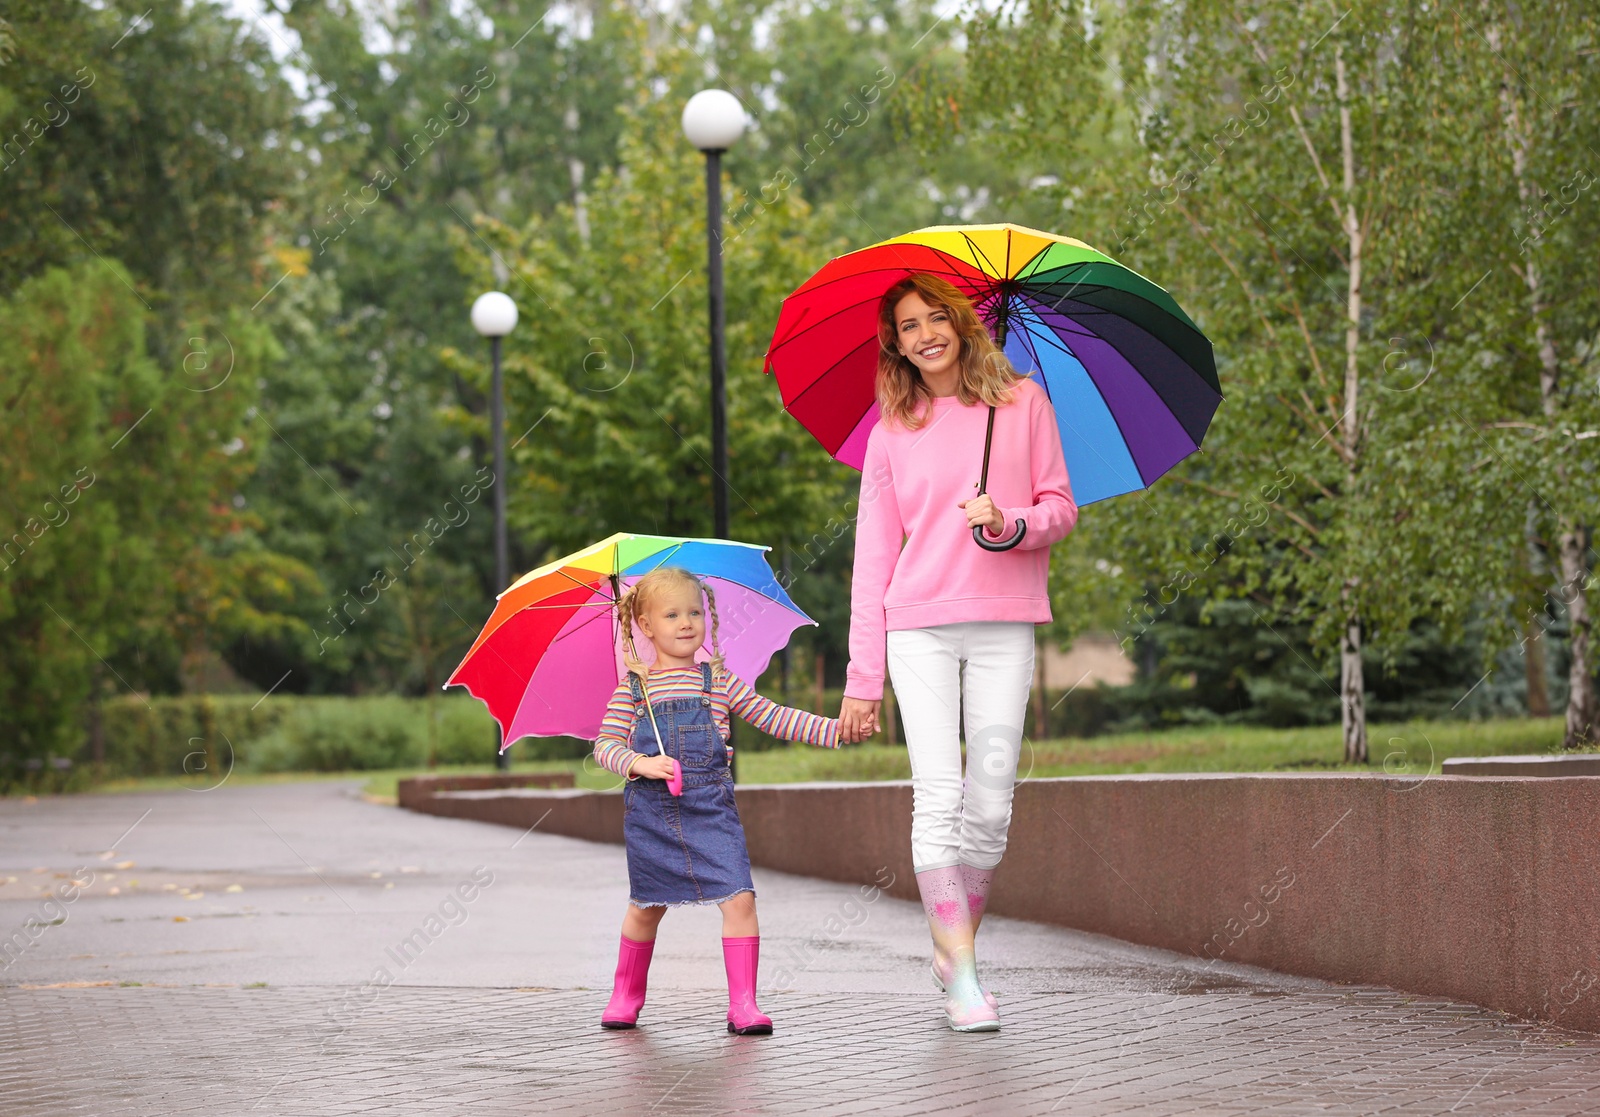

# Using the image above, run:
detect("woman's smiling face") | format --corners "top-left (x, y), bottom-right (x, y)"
top-left (893, 291), bottom-right (961, 381)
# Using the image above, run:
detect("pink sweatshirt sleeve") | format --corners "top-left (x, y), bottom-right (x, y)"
top-left (844, 429), bottom-right (902, 702)
top-left (987, 387), bottom-right (1078, 550)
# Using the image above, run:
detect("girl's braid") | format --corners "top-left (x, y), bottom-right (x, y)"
top-left (615, 584), bottom-right (648, 678)
top-left (700, 577), bottom-right (727, 681)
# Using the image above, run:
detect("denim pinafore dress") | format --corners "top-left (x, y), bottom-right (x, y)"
top-left (622, 663), bottom-right (755, 908)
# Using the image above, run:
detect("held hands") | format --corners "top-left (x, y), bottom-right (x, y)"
top-left (958, 494), bottom-right (1005, 534)
top-left (839, 697), bottom-right (881, 744)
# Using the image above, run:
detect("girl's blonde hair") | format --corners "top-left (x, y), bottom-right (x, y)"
top-left (876, 272), bottom-right (1025, 429)
top-left (615, 566), bottom-right (725, 680)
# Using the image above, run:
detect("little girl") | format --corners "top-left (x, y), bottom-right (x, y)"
top-left (592, 565), bottom-right (845, 1035)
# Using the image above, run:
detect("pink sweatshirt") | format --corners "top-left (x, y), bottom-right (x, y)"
top-left (845, 378), bottom-right (1078, 701)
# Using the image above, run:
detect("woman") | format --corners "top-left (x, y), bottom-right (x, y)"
top-left (839, 273), bottom-right (1077, 1032)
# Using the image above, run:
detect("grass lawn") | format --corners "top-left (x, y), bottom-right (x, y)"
top-left (71, 716), bottom-right (1587, 802)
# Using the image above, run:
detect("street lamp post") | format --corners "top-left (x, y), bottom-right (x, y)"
top-left (683, 89), bottom-right (746, 779)
top-left (471, 290), bottom-right (518, 771)
top-left (682, 90), bottom-right (746, 541)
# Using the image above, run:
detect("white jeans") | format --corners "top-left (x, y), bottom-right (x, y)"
top-left (886, 621), bottom-right (1035, 873)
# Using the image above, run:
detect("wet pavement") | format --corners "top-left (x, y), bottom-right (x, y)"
top-left (3, 781), bottom-right (1598, 1114)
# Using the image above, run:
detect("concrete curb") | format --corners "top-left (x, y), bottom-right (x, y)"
top-left (399, 771), bottom-right (1600, 1032)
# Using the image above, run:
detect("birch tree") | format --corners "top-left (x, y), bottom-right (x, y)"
top-left (923, 0), bottom-right (1486, 762)
top-left (1472, 4), bottom-right (1600, 746)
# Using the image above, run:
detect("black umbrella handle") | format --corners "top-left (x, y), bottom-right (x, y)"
top-left (972, 404), bottom-right (1027, 552)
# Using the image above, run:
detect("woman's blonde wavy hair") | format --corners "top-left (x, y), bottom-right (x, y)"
top-left (615, 566), bottom-right (724, 681)
top-left (876, 273), bottom-right (1024, 430)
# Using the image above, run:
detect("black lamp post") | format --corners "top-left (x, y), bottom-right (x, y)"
top-left (682, 89), bottom-right (747, 778)
top-left (681, 89), bottom-right (746, 540)
top-left (471, 290), bottom-right (518, 771)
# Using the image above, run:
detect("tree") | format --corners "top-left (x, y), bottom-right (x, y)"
top-left (0, 263), bottom-right (292, 775)
top-left (0, 0), bottom-right (301, 351)
top-left (1473, 4), bottom-right (1600, 746)
top-left (906, 0), bottom-right (1573, 762)
top-left (447, 75), bottom-right (852, 589)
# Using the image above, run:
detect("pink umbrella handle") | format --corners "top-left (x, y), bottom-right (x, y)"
top-left (665, 757), bottom-right (684, 797)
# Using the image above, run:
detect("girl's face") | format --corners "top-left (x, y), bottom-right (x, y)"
top-left (636, 583), bottom-right (706, 665)
top-left (893, 291), bottom-right (961, 381)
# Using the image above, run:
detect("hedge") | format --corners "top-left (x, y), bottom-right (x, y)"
top-left (51, 693), bottom-right (591, 785)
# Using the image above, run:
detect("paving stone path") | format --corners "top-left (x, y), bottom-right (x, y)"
top-left (3, 782), bottom-right (1598, 1115)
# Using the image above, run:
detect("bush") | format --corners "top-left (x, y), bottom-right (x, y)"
top-left (250, 698), bottom-right (425, 771)
top-left (81, 691), bottom-right (582, 779)
top-left (97, 694), bottom-right (295, 779)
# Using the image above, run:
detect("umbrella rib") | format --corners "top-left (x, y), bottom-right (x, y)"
top-left (551, 602), bottom-right (616, 645)
top-left (548, 572), bottom-right (812, 656)
top-left (779, 334), bottom-right (882, 419)
top-left (769, 252), bottom-right (991, 358)
top-left (1035, 269), bottom-right (1214, 365)
top-left (1026, 289), bottom-right (1214, 401)
top-left (621, 541), bottom-right (687, 577)
top-left (606, 547), bottom-right (815, 630)
top-left (1015, 293), bottom-right (1191, 487)
top-left (1017, 300), bottom-right (1145, 483)
top-left (781, 251), bottom-right (979, 305)
top-left (1009, 317), bottom-right (1146, 489)
top-left (958, 229), bottom-right (1006, 279)
top-left (551, 566), bottom-right (609, 596)
top-left (1022, 307), bottom-right (1156, 494)
top-left (771, 268), bottom-right (979, 361)
top-left (618, 550), bottom-right (809, 616)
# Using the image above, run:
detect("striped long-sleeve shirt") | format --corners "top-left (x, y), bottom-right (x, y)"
top-left (593, 666), bottom-right (841, 778)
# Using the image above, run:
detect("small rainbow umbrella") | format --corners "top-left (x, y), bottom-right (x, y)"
top-left (764, 223), bottom-right (1221, 507)
top-left (444, 533), bottom-right (813, 748)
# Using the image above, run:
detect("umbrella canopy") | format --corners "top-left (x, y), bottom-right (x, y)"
top-left (445, 533), bottom-right (813, 748)
top-left (764, 223), bottom-right (1222, 506)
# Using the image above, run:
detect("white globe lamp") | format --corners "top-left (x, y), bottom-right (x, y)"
top-left (681, 89), bottom-right (747, 152)
top-left (470, 291), bottom-right (518, 338)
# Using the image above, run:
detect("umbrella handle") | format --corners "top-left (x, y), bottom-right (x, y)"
top-left (973, 519), bottom-right (1027, 551)
top-left (971, 404), bottom-right (1028, 552)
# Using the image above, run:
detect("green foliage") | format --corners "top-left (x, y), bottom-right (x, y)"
top-left (0, 262), bottom-right (298, 769)
top-left (0, 0), bottom-right (302, 345)
top-left (237, 694), bottom-right (582, 772)
top-left (923, 0), bottom-right (1600, 752)
top-left (8, 0), bottom-right (1594, 779)
top-left (95, 694), bottom-right (291, 782)
top-left (250, 699), bottom-right (428, 772)
top-left (62, 691), bottom-right (573, 784)
top-left (453, 104), bottom-right (852, 556)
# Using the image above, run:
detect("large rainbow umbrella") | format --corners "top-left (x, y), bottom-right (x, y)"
top-left (764, 223), bottom-right (1221, 506)
top-left (445, 533), bottom-right (813, 747)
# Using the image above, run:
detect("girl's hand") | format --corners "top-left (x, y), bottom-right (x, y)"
top-left (958, 494), bottom-right (1005, 533)
top-left (629, 755), bottom-right (677, 781)
top-left (839, 698), bottom-right (880, 743)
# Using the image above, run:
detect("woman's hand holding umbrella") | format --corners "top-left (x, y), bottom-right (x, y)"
top-left (959, 494), bottom-right (1006, 536)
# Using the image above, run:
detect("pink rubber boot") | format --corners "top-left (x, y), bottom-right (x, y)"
top-left (722, 936), bottom-right (774, 1035)
top-left (916, 867), bottom-right (1000, 1032)
top-left (935, 864), bottom-right (999, 1010)
top-left (600, 934), bottom-right (655, 1029)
